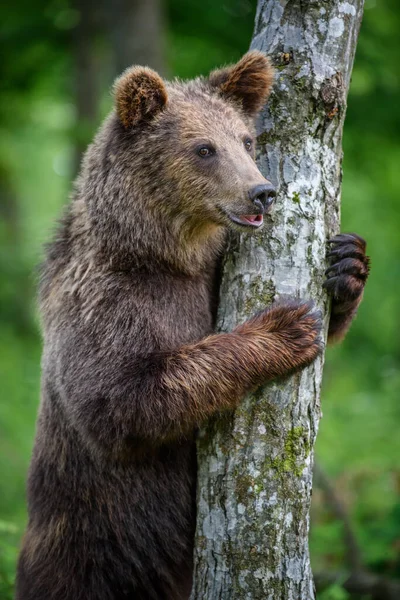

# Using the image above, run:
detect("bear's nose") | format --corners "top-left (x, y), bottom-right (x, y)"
top-left (248, 183), bottom-right (276, 212)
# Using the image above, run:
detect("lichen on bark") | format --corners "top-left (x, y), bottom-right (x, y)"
top-left (191, 1), bottom-right (365, 599)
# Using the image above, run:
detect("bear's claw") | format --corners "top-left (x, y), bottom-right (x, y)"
top-left (323, 233), bottom-right (370, 303)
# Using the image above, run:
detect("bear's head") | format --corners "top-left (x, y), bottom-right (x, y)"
top-left (82, 52), bottom-right (275, 271)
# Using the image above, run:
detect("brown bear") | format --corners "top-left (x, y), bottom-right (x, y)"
top-left (16, 51), bottom-right (369, 600)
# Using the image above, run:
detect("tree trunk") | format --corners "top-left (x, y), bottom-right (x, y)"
top-left (72, 0), bottom-right (101, 174)
top-left (106, 0), bottom-right (167, 76)
top-left (191, 1), bottom-right (364, 598)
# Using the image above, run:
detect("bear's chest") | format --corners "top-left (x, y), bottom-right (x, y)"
top-left (150, 274), bottom-right (216, 347)
top-left (128, 269), bottom-right (218, 351)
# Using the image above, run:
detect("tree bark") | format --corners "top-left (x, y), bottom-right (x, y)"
top-left (191, 1), bottom-right (364, 598)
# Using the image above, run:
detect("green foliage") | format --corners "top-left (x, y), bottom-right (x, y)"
top-left (0, 521), bottom-right (19, 599)
top-left (318, 581), bottom-right (351, 600)
top-left (167, 0), bottom-right (256, 77)
top-left (0, 0), bottom-right (399, 596)
top-left (311, 0), bottom-right (400, 582)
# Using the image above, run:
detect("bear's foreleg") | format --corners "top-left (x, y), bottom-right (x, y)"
top-left (57, 300), bottom-right (321, 449)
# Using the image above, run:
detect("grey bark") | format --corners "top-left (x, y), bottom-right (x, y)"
top-left (191, 1), bottom-right (364, 598)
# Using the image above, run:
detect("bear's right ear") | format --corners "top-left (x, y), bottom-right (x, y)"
top-left (114, 66), bottom-right (168, 129)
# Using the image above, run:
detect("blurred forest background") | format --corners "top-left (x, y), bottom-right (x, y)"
top-left (0, 0), bottom-right (399, 598)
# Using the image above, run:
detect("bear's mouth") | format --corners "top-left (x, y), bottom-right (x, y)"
top-left (227, 213), bottom-right (264, 228)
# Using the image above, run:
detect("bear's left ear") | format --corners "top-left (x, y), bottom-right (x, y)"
top-left (209, 51), bottom-right (274, 117)
top-left (114, 66), bottom-right (168, 129)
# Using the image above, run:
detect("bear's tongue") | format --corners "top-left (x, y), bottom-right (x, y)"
top-left (239, 214), bottom-right (263, 226)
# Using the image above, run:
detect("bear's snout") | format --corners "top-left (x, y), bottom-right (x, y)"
top-left (248, 183), bottom-right (276, 213)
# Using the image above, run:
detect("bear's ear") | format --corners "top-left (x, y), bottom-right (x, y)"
top-left (114, 66), bottom-right (168, 128)
top-left (209, 51), bottom-right (274, 117)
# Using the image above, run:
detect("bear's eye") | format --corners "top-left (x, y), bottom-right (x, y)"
top-left (244, 139), bottom-right (253, 152)
top-left (197, 146), bottom-right (215, 158)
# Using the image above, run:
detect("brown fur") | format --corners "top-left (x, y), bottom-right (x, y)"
top-left (114, 67), bottom-right (168, 128)
top-left (209, 50), bottom-right (275, 116)
top-left (325, 233), bottom-right (370, 342)
top-left (16, 53), bottom-right (367, 600)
